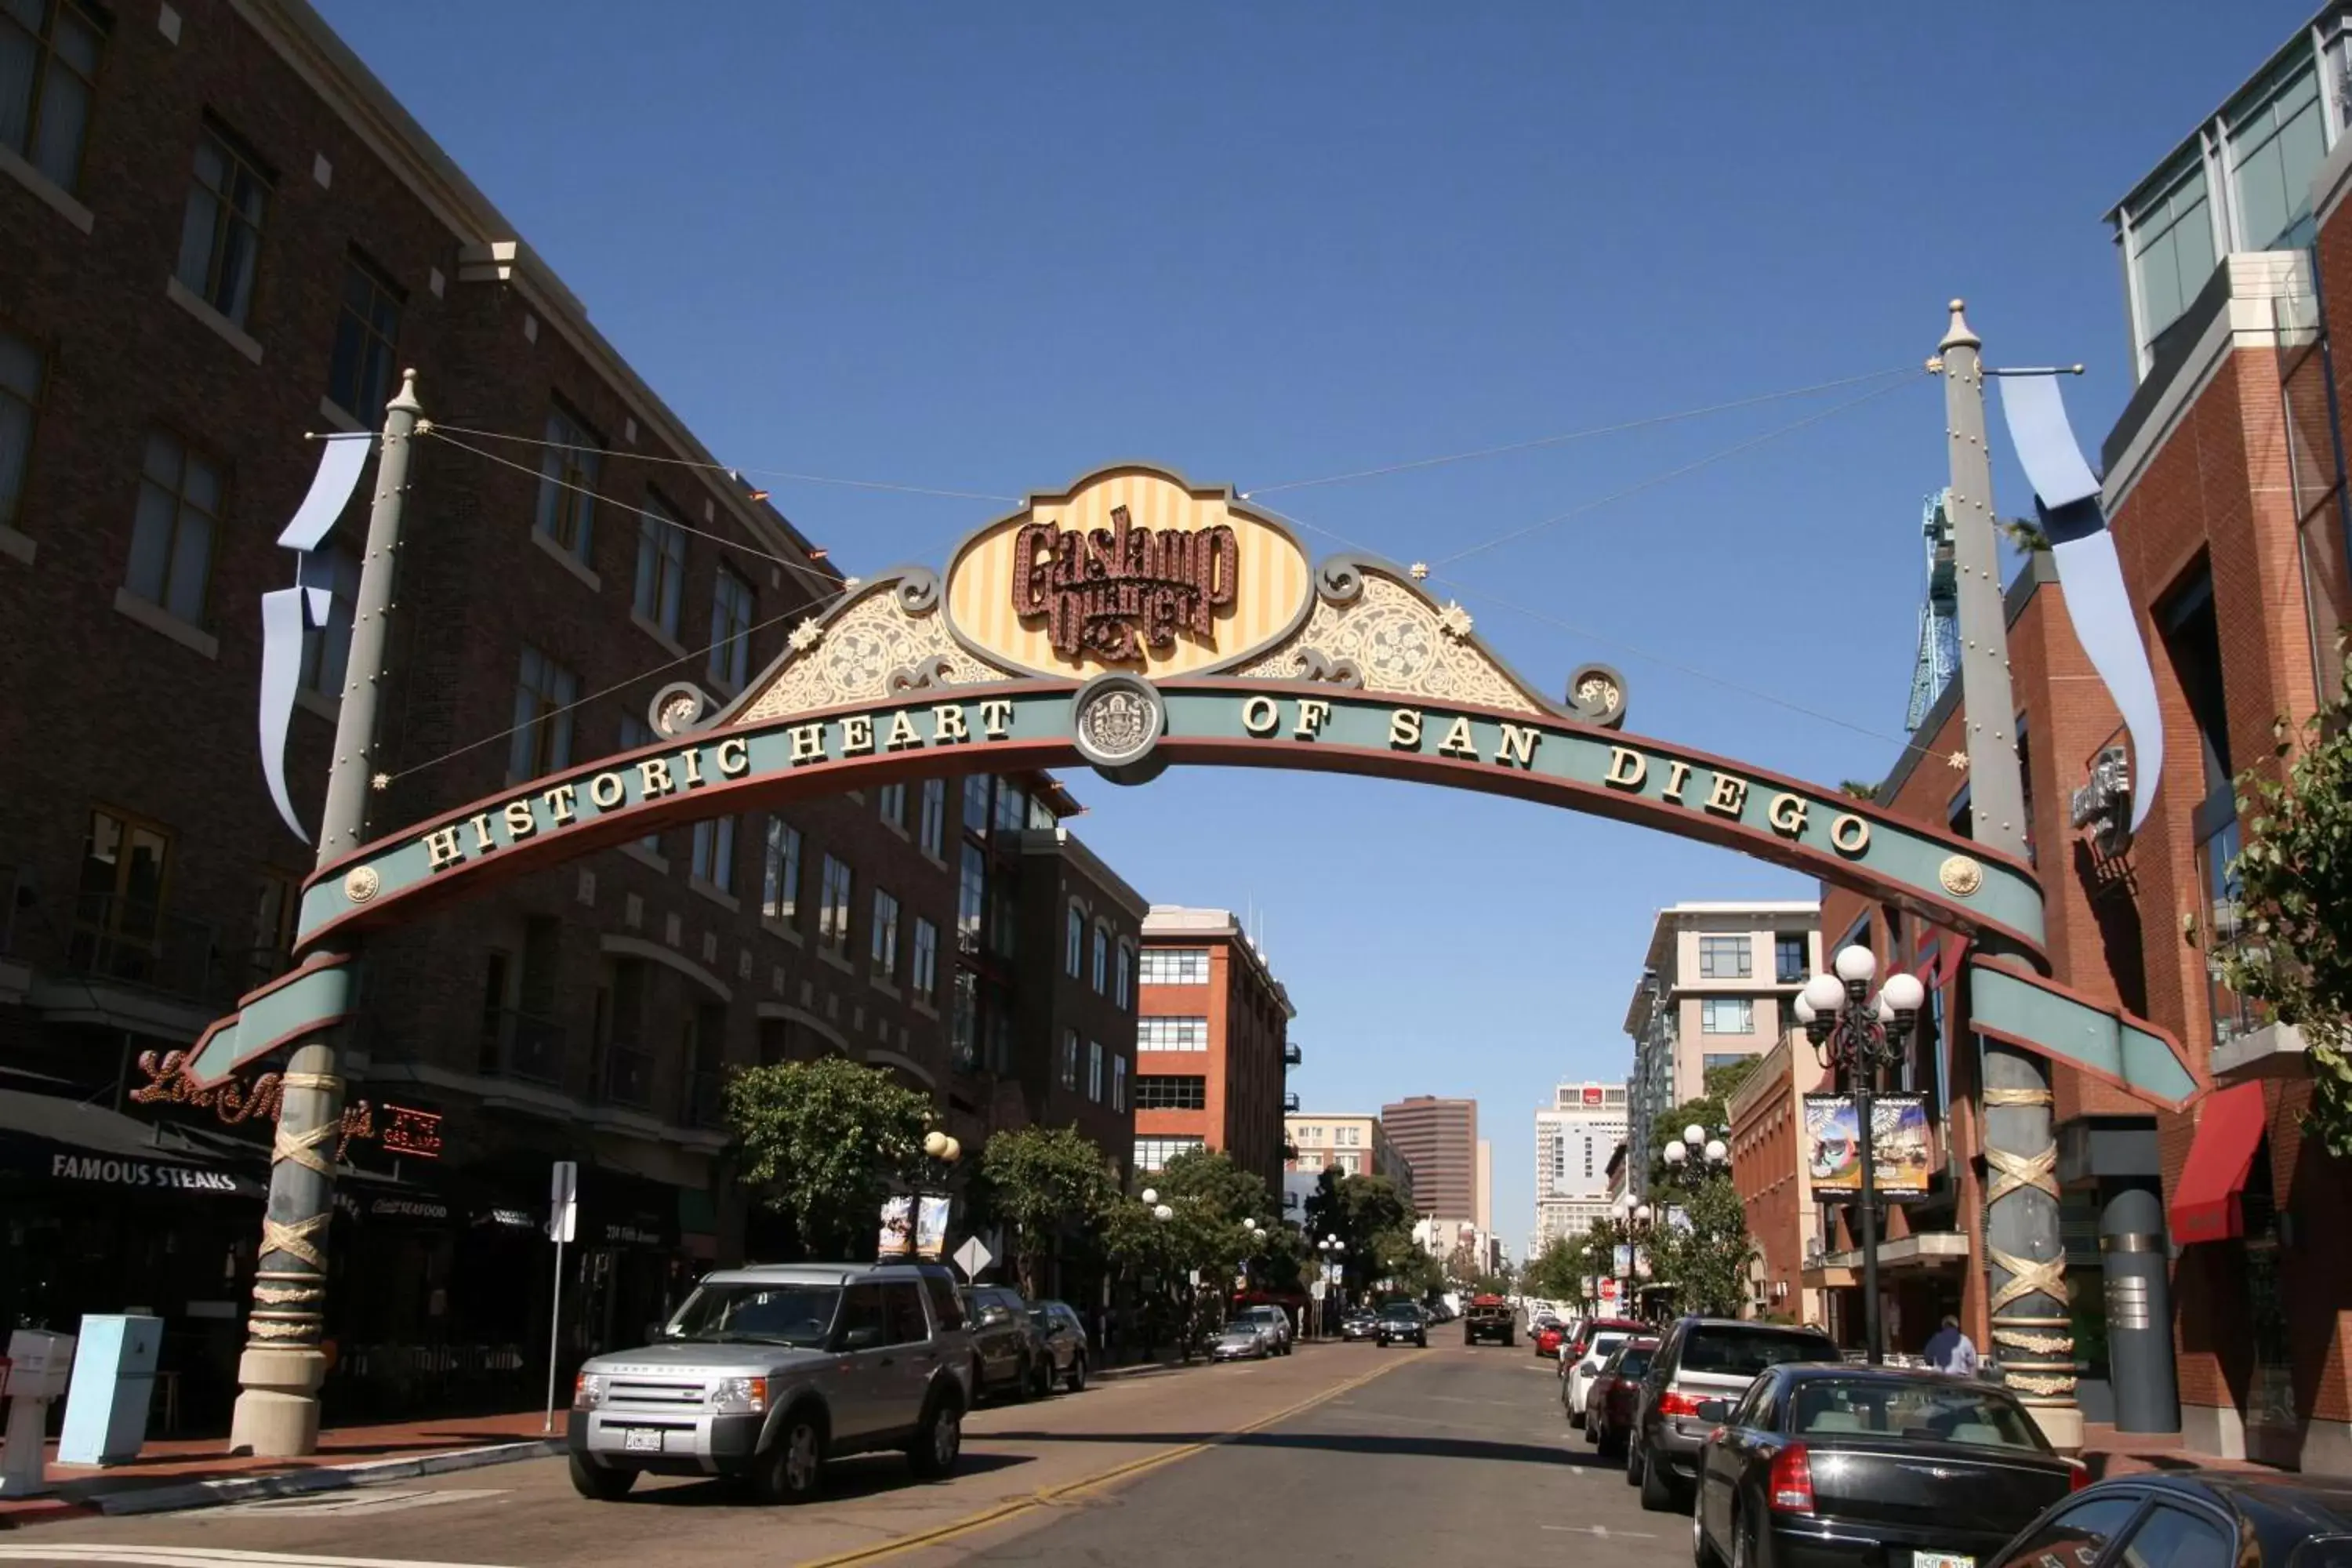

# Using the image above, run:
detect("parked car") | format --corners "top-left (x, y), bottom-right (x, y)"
top-left (567, 1261), bottom-right (971, 1504)
top-left (1989, 1472), bottom-right (2352, 1568)
top-left (1628, 1316), bottom-right (1838, 1511)
top-left (1027, 1299), bottom-right (1090, 1392)
top-left (1376, 1301), bottom-right (1428, 1348)
top-left (1691, 1365), bottom-right (2082, 1565)
top-left (1234, 1304), bottom-right (1294, 1356)
top-left (1211, 1320), bottom-right (1274, 1361)
top-left (1579, 1335), bottom-right (1657, 1457)
top-left (960, 1283), bottom-right (1051, 1401)
top-left (1561, 1318), bottom-right (1646, 1425)
top-left (1340, 1310), bottom-right (1381, 1342)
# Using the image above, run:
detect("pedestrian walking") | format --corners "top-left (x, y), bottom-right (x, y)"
top-left (1924, 1313), bottom-right (1980, 1377)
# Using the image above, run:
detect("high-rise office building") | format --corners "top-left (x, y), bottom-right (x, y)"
top-left (1380, 1095), bottom-right (1476, 1222)
top-left (1534, 1082), bottom-right (1628, 1250)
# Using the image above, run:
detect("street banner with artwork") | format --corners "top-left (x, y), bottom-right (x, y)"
top-left (878, 1196), bottom-right (914, 1258)
top-left (915, 1195), bottom-right (950, 1261)
top-left (1804, 1093), bottom-right (1933, 1196)
top-left (1612, 1243), bottom-right (1633, 1276)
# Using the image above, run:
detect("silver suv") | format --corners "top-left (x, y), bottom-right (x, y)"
top-left (568, 1261), bottom-right (973, 1504)
top-left (1628, 1316), bottom-right (1837, 1511)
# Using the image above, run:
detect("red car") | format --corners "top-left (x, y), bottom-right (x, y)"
top-left (1580, 1334), bottom-right (1659, 1457)
top-left (1534, 1320), bottom-right (1567, 1358)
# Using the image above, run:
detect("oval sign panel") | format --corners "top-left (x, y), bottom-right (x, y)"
top-left (942, 465), bottom-right (1315, 681)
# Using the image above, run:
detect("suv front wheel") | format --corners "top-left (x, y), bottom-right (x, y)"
top-left (752, 1411), bottom-right (826, 1504)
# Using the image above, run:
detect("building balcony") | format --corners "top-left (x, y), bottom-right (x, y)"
top-left (684, 1069), bottom-right (726, 1130)
top-left (22, 893), bottom-right (238, 1037)
top-left (478, 1007), bottom-right (566, 1086)
top-left (1283, 1091), bottom-right (1301, 1113)
top-left (1283, 1042), bottom-right (1302, 1068)
top-left (603, 1039), bottom-right (658, 1111)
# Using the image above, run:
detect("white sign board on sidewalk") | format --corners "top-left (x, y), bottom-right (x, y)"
top-left (550, 1160), bottom-right (578, 1244)
top-left (953, 1236), bottom-right (993, 1280)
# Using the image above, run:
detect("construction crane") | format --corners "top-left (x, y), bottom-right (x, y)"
top-left (1905, 491), bottom-right (1959, 732)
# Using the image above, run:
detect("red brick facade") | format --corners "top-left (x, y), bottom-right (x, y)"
top-left (1135, 909), bottom-right (1293, 1193)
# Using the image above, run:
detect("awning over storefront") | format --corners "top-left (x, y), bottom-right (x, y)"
top-left (2168, 1081), bottom-right (2267, 1245)
top-left (0, 1087), bottom-right (267, 1201)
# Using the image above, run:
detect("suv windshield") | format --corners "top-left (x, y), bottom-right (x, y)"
top-left (1381, 1304), bottom-right (1419, 1319)
top-left (1679, 1325), bottom-right (1837, 1376)
top-left (666, 1282), bottom-right (840, 1345)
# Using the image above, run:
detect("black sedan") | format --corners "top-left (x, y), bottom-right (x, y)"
top-left (1989, 1472), bottom-right (2352, 1568)
top-left (1693, 1366), bottom-right (2082, 1568)
top-left (1375, 1302), bottom-right (1427, 1347)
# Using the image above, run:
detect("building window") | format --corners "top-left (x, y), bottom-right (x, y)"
top-left (633, 495), bottom-right (687, 637)
top-left (250, 870), bottom-right (297, 984)
top-left (1133, 1135), bottom-right (1204, 1172)
top-left (2125, 151), bottom-right (2216, 361)
top-left (709, 564), bottom-right (754, 687)
top-left (1115, 942), bottom-right (1133, 1009)
top-left (296, 544), bottom-right (359, 698)
top-left (911, 917), bottom-right (937, 1000)
top-left (1138, 1016), bottom-right (1209, 1051)
top-left (1, 0), bottom-right (101, 194)
top-left (918, 779), bottom-right (946, 857)
top-left (1091, 924), bottom-right (1108, 993)
top-left (869, 887), bottom-right (900, 980)
top-left (175, 124), bottom-right (270, 327)
top-left (1700, 997), bottom-right (1754, 1034)
top-left (0, 328), bottom-right (38, 532)
top-left (619, 716), bottom-right (662, 853)
top-left (956, 843), bottom-right (985, 952)
top-left (994, 777), bottom-right (1027, 833)
top-left (508, 645), bottom-right (577, 779)
top-left (1060, 1029), bottom-right (1079, 1090)
top-left (1703, 1051), bottom-right (1753, 1075)
top-left (818, 854), bottom-right (852, 953)
top-left (950, 970), bottom-right (978, 1071)
top-left (963, 774), bottom-right (991, 839)
top-left (760, 818), bottom-right (800, 921)
top-left (1065, 904), bottom-right (1084, 977)
top-left (535, 404), bottom-right (601, 563)
top-left (2227, 56), bottom-right (2327, 252)
top-left (1140, 948), bottom-right (1210, 985)
top-left (325, 256), bottom-right (401, 422)
top-left (1698, 935), bottom-right (1751, 978)
top-left (1112, 1055), bottom-right (1127, 1112)
top-left (691, 816), bottom-right (736, 893)
top-left (1773, 933), bottom-right (1808, 985)
top-left (877, 783), bottom-right (906, 831)
top-left (1087, 1040), bottom-right (1104, 1102)
top-left (1136, 1075), bottom-right (1207, 1111)
top-left (74, 807), bottom-right (171, 967)
top-left (127, 430), bottom-right (222, 627)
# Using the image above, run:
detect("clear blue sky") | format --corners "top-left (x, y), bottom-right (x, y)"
top-left (318, 0), bottom-right (2310, 1254)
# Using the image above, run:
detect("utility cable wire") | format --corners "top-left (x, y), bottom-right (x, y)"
top-left (421, 420), bottom-right (1022, 503)
top-left (1429, 372), bottom-right (1926, 568)
top-left (1242, 365), bottom-right (1921, 499)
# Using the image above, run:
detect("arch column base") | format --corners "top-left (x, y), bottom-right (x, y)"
top-left (229, 1348), bottom-right (325, 1457)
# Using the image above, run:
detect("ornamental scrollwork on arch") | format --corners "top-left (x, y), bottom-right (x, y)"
top-left (733, 578), bottom-right (1011, 726)
top-left (1234, 572), bottom-right (1547, 715)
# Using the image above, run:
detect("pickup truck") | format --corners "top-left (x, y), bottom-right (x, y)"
top-left (1462, 1295), bottom-right (1515, 1347)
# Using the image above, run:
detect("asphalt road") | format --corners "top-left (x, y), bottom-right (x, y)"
top-left (0, 1343), bottom-right (1684, 1568)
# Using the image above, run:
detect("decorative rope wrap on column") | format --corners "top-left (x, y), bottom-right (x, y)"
top-left (1981, 1042), bottom-right (2076, 1417)
top-left (1985, 1145), bottom-right (2060, 1205)
top-left (241, 1062), bottom-right (346, 1355)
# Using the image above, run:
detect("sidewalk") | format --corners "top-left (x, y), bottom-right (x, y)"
top-left (2080, 1421), bottom-right (2278, 1480)
top-left (0, 1408), bottom-right (564, 1530)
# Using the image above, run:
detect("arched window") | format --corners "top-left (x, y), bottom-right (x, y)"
top-left (1115, 942), bottom-right (1134, 1009)
top-left (1065, 902), bottom-right (1085, 977)
top-left (1091, 922), bottom-right (1109, 993)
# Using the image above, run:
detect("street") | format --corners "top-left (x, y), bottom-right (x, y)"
top-left (0, 1344), bottom-right (1674, 1568)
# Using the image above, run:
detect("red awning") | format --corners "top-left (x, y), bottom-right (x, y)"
top-left (2168, 1082), bottom-right (2267, 1245)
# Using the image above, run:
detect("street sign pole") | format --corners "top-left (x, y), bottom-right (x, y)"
top-left (544, 1161), bottom-right (578, 1435)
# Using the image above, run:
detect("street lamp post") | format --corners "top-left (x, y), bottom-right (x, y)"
top-left (1316, 1236), bottom-right (1346, 1336)
top-left (1795, 946), bottom-right (1925, 1367)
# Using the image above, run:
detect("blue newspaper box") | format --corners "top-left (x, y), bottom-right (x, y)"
top-left (57, 1315), bottom-right (162, 1466)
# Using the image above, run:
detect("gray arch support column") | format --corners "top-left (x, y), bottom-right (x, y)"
top-left (2100, 1186), bottom-right (2180, 1433)
top-left (1982, 1043), bottom-right (2079, 1450)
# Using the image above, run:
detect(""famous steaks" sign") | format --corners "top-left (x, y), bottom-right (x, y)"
top-left (1011, 504), bottom-right (1238, 662)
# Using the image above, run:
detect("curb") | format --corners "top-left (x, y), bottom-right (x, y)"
top-left (62, 1438), bottom-right (566, 1519)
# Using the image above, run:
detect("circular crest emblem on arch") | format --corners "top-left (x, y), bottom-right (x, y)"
top-left (1071, 673), bottom-right (1167, 786)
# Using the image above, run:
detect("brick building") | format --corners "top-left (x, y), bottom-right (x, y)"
top-left (0, 0), bottom-right (1138, 1428)
top-left (1134, 906), bottom-right (1295, 1191)
top-left (1283, 1112), bottom-right (1414, 1201)
top-left (1726, 1036), bottom-right (1828, 1327)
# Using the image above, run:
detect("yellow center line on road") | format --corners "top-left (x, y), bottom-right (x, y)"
top-left (792, 1350), bottom-right (1428, 1568)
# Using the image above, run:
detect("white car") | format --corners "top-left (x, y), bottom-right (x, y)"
top-left (1561, 1327), bottom-right (1635, 1428)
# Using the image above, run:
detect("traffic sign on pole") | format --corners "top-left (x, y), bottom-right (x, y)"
top-left (549, 1160), bottom-right (578, 1244)
top-left (952, 1236), bottom-right (993, 1281)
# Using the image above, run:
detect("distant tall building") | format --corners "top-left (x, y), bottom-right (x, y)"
top-left (1475, 1139), bottom-right (1494, 1234)
top-left (1134, 906), bottom-right (1295, 1189)
top-left (1381, 1095), bottom-right (1477, 1222)
top-left (1534, 1082), bottom-right (1628, 1250)
top-left (1622, 902), bottom-right (1819, 1195)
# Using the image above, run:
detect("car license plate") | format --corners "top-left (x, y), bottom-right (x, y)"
top-left (622, 1428), bottom-right (662, 1454)
top-left (1915, 1553), bottom-right (1973, 1568)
